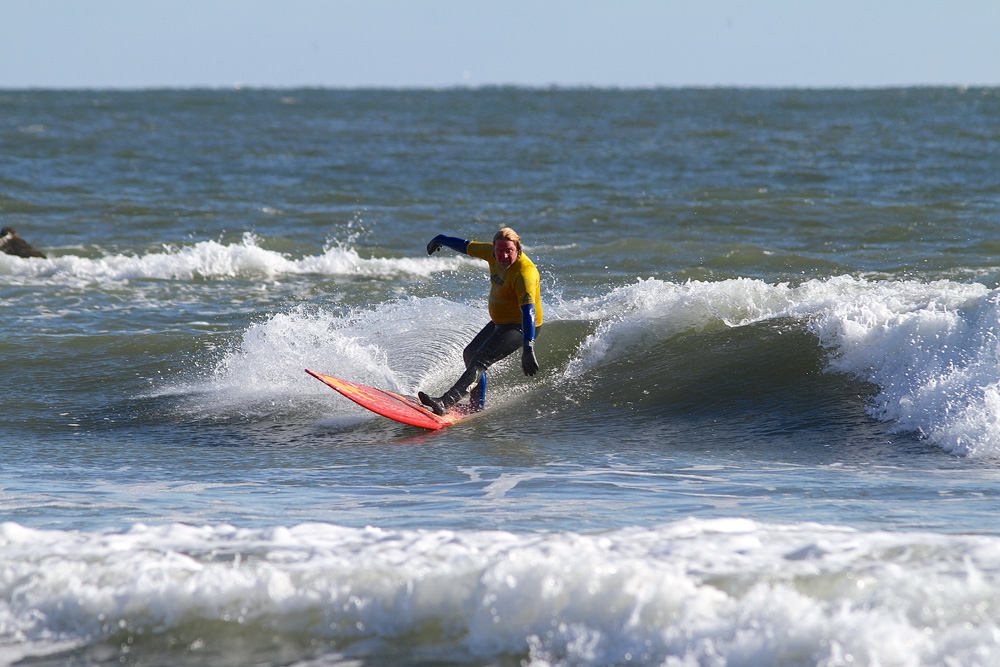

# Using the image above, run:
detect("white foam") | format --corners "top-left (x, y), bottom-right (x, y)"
top-left (0, 233), bottom-right (471, 286)
top-left (3, 519), bottom-right (1000, 665)
top-left (168, 298), bottom-right (485, 419)
top-left (564, 277), bottom-right (799, 373)
top-left (563, 275), bottom-right (1000, 456)
top-left (806, 278), bottom-right (997, 455)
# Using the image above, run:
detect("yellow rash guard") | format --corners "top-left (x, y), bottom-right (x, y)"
top-left (467, 241), bottom-right (543, 327)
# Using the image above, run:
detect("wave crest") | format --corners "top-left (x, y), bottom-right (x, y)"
top-left (0, 232), bottom-right (470, 285)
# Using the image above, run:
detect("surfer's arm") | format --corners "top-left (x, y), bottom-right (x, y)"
top-left (521, 303), bottom-right (538, 376)
top-left (427, 235), bottom-right (469, 255)
top-left (521, 303), bottom-right (536, 344)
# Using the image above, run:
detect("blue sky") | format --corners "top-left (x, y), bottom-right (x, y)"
top-left (2, 0), bottom-right (997, 88)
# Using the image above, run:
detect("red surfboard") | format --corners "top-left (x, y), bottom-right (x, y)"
top-left (306, 369), bottom-right (464, 430)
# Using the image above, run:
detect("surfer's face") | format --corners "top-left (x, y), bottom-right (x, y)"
top-left (494, 239), bottom-right (519, 268)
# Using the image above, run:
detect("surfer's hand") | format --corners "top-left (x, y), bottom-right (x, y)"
top-left (522, 344), bottom-right (538, 376)
top-left (427, 235), bottom-right (469, 256)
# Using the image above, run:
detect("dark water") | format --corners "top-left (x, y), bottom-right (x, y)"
top-left (3, 87), bottom-right (1000, 666)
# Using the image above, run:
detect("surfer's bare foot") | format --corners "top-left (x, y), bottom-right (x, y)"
top-left (418, 391), bottom-right (446, 416)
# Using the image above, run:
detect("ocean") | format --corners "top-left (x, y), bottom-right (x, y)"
top-left (2, 87), bottom-right (1000, 666)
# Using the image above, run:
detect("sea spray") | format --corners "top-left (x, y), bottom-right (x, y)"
top-left (162, 298), bottom-right (485, 419)
top-left (811, 281), bottom-right (1000, 456)
top-left (560, 275), bottom-right (1000, 456)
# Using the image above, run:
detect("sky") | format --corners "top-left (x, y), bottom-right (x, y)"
top-left (1, 0), bottom-right (998, 89)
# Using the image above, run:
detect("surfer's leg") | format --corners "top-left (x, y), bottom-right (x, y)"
top-left (443, 324), bottom-right (522, 408)
top-left (441, 364), bottom-right (485, 406)
top-left (463, 326), bottom-right (497, 413)
top-left (464, 324), bottom-right (522, 411)
top-left (462, 323), bottom-right (496, 365)
top-left (470, 371), bottom-right (487, 411)
top-left (420, 363), bottom-right (485, 415)
top-left (420, 324), bottom-right (522, 415)
top-left (466, 323), bottom-right (523, 368)
top-left (419, 323), bottom-right (494, 415)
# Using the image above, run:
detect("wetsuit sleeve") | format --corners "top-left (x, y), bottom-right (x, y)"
top-left (521, 303), bottom-right (536, 345)
top-left (521, 303), bottom-right (539, 376)
top-left (427, 235), bottom-right (470, 255)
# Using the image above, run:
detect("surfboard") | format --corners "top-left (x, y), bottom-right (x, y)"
top-left (305, 369), bottom-right (464, 430)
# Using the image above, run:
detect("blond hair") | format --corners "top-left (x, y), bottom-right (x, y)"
top-left (493, 227), bottom-right (522, 252)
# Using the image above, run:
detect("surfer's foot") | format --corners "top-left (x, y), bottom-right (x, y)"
top-left (418, 391), bottom-right (447, 416)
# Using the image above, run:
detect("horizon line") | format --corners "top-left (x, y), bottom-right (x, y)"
top-left (2, 82), bottom-right (997, 93)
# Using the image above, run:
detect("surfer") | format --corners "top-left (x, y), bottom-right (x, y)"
top-left (419, 227), bottom-right (542, 416)
top-left (0, 227), bottom-right (46, 259)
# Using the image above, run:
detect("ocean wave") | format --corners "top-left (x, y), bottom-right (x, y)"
top-left (562, 275), bottom-right (1000, 456)
top-left (156, 270), bottom-right (1000, 457)
top-left (807, 279), bottom-right (1000, 456)
top-left (2, 519), bottom-right (999, 666)
top-left (0, 232), bottom-right (471, 286)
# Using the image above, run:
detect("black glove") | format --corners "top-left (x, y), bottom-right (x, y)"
top-left (522, 344), bottom-right (539, 376)
top-left (427, 238), bottom-right (443, 255)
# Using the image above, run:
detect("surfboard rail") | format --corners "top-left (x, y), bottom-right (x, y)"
top-left (306, 369), bottom-right (461, 430)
